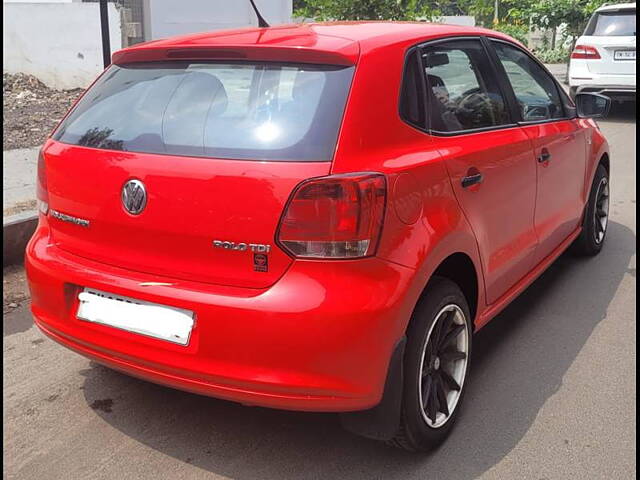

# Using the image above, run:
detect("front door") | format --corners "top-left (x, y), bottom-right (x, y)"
top-left (490, 40), bottom-right (587, 265)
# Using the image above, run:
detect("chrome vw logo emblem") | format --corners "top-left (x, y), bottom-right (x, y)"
top-left (121, 179), bottom-right (147, 215)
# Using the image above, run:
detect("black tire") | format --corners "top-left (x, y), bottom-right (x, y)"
top-left (388, 277), bottom-right (472, 452)
top-left (572, 164), bottom-right (610, 256)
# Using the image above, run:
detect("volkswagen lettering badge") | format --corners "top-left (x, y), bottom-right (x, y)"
top-left (122, 179), bottom-right (147, 215)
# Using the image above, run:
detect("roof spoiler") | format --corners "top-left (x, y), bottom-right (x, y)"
top-left (111, 41), bottom-right (360, 66)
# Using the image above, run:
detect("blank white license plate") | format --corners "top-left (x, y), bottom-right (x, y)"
top-left (614, 50), bottom-right (635, 60)
top-left (77, 288), bottom-right (194, 345)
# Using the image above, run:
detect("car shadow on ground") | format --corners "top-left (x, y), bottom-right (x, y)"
top-left (80, 220), bottom-right (635, 480)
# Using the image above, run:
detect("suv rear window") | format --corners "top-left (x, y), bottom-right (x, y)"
top-left (585, 10), bottom-right (636, 36)
top-left (53, 62), bottom-right (354, 162)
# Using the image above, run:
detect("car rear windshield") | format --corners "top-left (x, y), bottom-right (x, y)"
top-left (585, 10), bottom-right (636, 36)
top-left (53, 62), bottom-right (354, 162)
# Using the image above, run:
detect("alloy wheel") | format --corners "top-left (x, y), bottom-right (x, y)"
top-left (418, 304), bottom-right (470, 429)
top-left (594, 177), bottom-right (609, 245)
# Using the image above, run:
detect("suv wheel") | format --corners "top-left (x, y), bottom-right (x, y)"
top-left (388, 277), bottom-right (472, 452)
top-left (573, 164), bottom-right (609, 256)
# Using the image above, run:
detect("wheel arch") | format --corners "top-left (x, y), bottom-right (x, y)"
top-left (599, 152), bottom-right (610, 175)
top-left (340, 250), bottom-right (481, 441)
top-left (429, 252), bottom-right (479, 327)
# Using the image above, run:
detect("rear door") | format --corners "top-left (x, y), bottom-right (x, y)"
top-left (489, 39), bottom-right (587, 265)
top-left (45, 61), bottom-right (354, 288)
top-left (421, 38), bottom-right (538, 305)
top-left (583, 7), bottom-right (636, 75)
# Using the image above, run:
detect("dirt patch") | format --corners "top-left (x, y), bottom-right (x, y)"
top-left (3, 265), bottom-right (30, 314)
top-left (3, 73), bottom-right (84, 151)
top-left (3, 199), bottom-right (37, 217)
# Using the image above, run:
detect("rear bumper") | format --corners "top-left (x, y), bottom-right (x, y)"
top-left (568, 63), bottom-right (636, 100)
top-left (573, 84), bottom-right (636, 101)
top-left (26, 221), bottom-right (416, 412)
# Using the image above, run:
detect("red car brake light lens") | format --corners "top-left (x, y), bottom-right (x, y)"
top-left (36, 149), bottom-right (49, 215)
top-left (278, 173), bottom-right (386, 259)
top-left (571, 45), bottom-right (601, 59)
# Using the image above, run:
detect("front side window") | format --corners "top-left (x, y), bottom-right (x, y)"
top-left (53, 62), bottom-right (354, 162)
top-left (585, 10), bottom-right (636, 36)
top-left (492, 42), bottom-right (565, 122)
top-left (422, 39), bottom-right (510, 133)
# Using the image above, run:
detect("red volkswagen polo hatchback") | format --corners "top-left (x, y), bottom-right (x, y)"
top-left (26, 22), bottom-right (611, 451)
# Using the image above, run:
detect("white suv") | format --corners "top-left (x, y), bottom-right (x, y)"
top-left (569, 2), bottom-right (636, 102)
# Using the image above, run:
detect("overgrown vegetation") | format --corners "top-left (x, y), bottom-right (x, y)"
top-left (531, 46), bottom-right (572, 63)
top-left (492, 22), bottom-right (529, 45)
top-left (293, 0), bottom-right (440, 21)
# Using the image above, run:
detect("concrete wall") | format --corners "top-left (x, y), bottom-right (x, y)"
top-left (3, 2), bottom-right (122, 89)
top-left (145, 0), bottom-right (292, 41)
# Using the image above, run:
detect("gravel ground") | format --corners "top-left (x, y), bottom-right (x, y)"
top-left (2, 265), bottom-right (30, 315)
top-left (3, 73), bottom-right (84, 151)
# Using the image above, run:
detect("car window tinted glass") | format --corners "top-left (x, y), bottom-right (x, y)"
top-left (400, 51), bottom-right (426, 128)
top-left (54, 62), bottom-right (354, 162)
top-left (422, 40), bottom-right (510, 133)
top-left (586, 11), bottom-right (636, 36)
top-left (493, 42), bottom-right (564, 122)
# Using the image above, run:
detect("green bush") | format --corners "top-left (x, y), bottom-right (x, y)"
top-left (492, 23), bottom-right (530, 45)
top-left (532, 47), bottom-right (571, 64)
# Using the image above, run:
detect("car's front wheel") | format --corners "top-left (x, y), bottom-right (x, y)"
top-left (388, 277), bottom-right (472, 452)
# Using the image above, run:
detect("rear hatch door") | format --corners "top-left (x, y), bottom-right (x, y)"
top-left (583, 8), bottom-right (636, 74)
top-left (45, 60), bottom-right (354, 288)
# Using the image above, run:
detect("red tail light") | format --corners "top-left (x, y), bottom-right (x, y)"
top-left (571, 45), bottom-right (601, 59)
top-left (278, 173), bottom-right (386, 259)
top-left (36, 149), bottom-right (49, 215)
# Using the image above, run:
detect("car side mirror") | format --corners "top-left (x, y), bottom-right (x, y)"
top-left (575, 93), bottom-right (611, 118)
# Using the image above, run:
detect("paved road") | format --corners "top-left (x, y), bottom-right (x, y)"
top-left (4, 104), bottom-right (636, 479)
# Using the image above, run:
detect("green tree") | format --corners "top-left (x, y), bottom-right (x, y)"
top-left (453, 0), bottom-right (535, 27)
top-left (528, 0), bottom-right (617, 48)
top-left (293, 0), bottom-right (440, 21)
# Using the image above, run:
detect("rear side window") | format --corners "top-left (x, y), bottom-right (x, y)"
top-left (493, 42), bottom-right (565, 122)
top-left (53, 62), bottom-right (354, 162)
top-left (421, 39), bottom-right (510, 133)
top-left (399, 50), bottom-right (426, 129)
top-left (585, 10), bottom-right (636, 36)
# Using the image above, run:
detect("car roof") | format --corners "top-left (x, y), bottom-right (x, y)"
top-left (138, 21), bottom-right (502, 46)
top-left (596, 2), bottom-right (635, 12)
top-left (113, 21), bottom-right (516, 65)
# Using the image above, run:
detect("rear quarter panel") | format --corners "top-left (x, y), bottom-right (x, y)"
top-left (331, 39), bottom-right (486, 332)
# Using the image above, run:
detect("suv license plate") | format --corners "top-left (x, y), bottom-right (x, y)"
top-left (77, 288), bottom-right (194, 345)
top-left (614, 50), bottom-right (636, 60)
